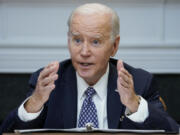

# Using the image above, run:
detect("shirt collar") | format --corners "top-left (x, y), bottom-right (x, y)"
top-left (77, 63), bottom-right (109, 100)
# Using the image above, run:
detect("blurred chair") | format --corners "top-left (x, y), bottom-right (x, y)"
top-left (159, 97), bottom-right (167, 111)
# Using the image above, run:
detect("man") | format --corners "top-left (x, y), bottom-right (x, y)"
top-left (0, 3), bottom-right (179, 133)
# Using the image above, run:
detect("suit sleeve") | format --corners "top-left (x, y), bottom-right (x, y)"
top-left (0, 69), bottom-right (47, 134)
top-left (120, 74), bottom-right (179, 132)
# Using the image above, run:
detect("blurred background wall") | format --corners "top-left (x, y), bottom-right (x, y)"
top-left (0, 0), bottom-right (180, 125)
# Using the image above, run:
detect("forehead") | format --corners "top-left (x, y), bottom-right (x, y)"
top-left (69, 13), bottom-right (112, 38)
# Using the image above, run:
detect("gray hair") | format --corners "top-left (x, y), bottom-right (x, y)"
top-left (67, 3), bottom-right (120, 42)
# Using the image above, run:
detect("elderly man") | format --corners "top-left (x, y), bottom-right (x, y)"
top-left (0, 3), bottom-right (179, 133)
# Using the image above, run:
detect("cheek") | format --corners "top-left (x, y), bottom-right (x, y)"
top-left (95, 49), bottom-right (112, 67)
top-left (69, 45), bottom-right (77, 57)
top-left (97, 47), bottom-right (112, 59)
top-left (95, 51), bottom-right (110, 66)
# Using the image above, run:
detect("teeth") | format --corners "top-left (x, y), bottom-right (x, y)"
top-left (80, 63), bottom-right (91, 66)
top-left (82, 63), bottom-right (89, 66)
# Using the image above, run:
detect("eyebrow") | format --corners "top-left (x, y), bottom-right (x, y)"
top-left (69, 31), bottom-right (80, 36)
top-left (92, 35), bottom-right (102, 39)
top-left (69, 31), bottom-right (103, 39)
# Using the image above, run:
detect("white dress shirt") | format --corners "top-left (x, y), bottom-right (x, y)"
top-left (76, 64), bottom-right (110, 129)
top-left (18, 63), bottom-right (149, 128)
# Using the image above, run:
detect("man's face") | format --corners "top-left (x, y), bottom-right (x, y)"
top-left (68, 13), bottom-right (119, 85)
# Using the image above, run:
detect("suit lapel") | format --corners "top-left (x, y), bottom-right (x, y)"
top-left (63, 65), bottom-right (77, 128)
top-left (107, 62), bottom-right (125, 129)
top-left (45, 63), bottom-right (77, 129)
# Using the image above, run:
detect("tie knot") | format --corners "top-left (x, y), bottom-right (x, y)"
top-left (85, 87), bottom-right (96, 98)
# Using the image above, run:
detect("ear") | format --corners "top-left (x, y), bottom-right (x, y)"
top-left (111, 35), bottom-right (120, 57)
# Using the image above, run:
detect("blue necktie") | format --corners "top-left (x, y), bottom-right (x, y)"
top-left (78, 87), bottom-right (99, 128)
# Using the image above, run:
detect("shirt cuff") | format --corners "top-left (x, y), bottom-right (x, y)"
top-left (18, 97), bottom-right (44, 122)
top-left (125, 96), bottom-right (149, 123)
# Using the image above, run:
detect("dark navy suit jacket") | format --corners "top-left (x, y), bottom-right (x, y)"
top-left (0, 58), bottom-right (179, 134)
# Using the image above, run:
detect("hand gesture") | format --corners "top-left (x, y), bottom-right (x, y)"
top-left (24, 61), bottom-right (59, 113)
top-left (117, 60), bottom-right (139, 113)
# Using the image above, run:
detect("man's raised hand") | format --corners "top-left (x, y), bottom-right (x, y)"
top-left (117, 60), bottom-right (139, 113)
top-left (24, 61), bottom-right (59, 113)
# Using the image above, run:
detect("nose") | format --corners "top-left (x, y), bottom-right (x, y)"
top-left (80, 42), bottom-right (91, 57)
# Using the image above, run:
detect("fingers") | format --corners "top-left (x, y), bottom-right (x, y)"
top-left (117, 60), bottom-right (133, 89)
top-left (39, 61), bottom-right (59, 80)
top-left (44, 83), bottom-right (56, 91)
top-left (41, 74), bottom-right (58, 86)
top-left (35, 61), bottom-right (59, 101)
top-left (39, 61), bottom-right (59, 88)
top-left (118, 70), bottom-right (132, 87)
top-left (25, 61), bottom-right (59, 113)
top-left (117, 60), bottom-right (134, 91)
top-left (117, 60), bottom-right (138, 112)
top-left (118, 76), bottom-right (129, 88)
top-left (117, 60), bottom-right (124, 71)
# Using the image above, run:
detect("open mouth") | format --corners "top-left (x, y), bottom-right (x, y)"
top-left (79, 62), bottom-right (94, 67)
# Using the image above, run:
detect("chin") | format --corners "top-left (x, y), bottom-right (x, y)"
top-left (78, 71), bottom-right (91, 79)
top-left (78, 70), bottom-right (93, 81)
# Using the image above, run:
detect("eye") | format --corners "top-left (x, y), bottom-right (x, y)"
top-left (75, 38), bottom-right (81, 43)
top-left (93, 40), bottom-right (98, 44)
top-left (92, 40), bottom-right (100, 46)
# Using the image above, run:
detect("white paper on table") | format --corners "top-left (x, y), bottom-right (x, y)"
top-left (14, 128), bottom-right (165, 134)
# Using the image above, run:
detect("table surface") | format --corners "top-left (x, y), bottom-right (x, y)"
top-left (3, 133), bottom-right (179, 135)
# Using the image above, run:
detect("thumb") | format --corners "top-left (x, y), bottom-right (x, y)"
top-left (117, 60), bottom-right (124, 71)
